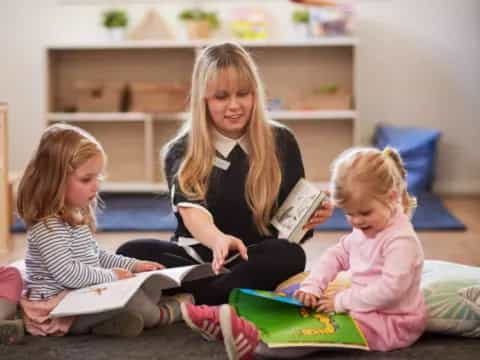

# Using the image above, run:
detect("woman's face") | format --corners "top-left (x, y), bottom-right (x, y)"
top-left (205, 67), bottom-right (254, 139)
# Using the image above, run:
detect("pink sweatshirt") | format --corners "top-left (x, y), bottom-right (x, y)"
top-left (300, 206), bottom-right (427, 351)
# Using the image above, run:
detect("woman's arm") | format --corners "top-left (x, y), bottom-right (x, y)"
top-left (179, 207), bottom-right (248, 273)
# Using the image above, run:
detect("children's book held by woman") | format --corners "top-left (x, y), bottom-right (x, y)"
top-left (229, 288), bottom-right (369, 350)
top-left (50, 264), bottom-right (226, 318)
top-left (271, 178), bottom-right (327, 243)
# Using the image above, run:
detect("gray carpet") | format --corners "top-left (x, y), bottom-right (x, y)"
top-left (1, 323), bottom-right (479, 360)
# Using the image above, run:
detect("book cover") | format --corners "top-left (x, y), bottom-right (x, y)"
top-left (50, 264), bottom-right (224, 318)
top-left (229, 288), bottom-right (369, 350)
top-left (271, 178), bottom-right (327, 244)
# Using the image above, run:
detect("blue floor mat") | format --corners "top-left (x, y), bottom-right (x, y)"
top-left (11, 192), bottom-right (465, 233)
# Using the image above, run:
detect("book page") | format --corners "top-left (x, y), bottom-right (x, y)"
top-left (50, 265), bottom-right (206, 318)
top-left (229, 289), bottom-right (369, 350)
top-left (50, 275), bottom-right (148, 317)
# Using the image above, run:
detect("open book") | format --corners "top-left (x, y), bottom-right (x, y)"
top-left (50, 264), bottom-right (224, 318)
top-left (271, 178), bottom-right (327, 243)
top-left (229, 288), bottom-right (369, 350)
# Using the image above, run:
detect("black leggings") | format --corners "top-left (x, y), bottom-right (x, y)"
top-left (117, 238), bottom-right (306, 305)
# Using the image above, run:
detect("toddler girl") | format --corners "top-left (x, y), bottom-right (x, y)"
top-left (295, 146), bottom-right (427, 351)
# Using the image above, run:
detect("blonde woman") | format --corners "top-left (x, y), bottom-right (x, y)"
top-left (117, 42), bottom-right (333, 309)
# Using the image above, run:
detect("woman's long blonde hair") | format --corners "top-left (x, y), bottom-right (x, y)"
top-left (17, 123), bottom-right (105, 230)
top-left (330, 146), bottom-right (416, 216)
top-left (163, 42), bottom-right (282, 234)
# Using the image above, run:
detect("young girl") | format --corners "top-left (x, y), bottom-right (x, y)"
top-left (0, 266), bottom-right (24, 344)
top-left (295, 146), bottom-right (427, 351)
top-left (16, 123), bottom-right (190, 337)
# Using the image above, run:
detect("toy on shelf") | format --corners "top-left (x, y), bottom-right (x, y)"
top-left (129, 9), bottom-right (174, 40)
top-left (229, 8), bottom-right (269, 40)
top-left (309, 5), bottom-right (353, 36)
top-left (290, 0), bottom-right (353, 37)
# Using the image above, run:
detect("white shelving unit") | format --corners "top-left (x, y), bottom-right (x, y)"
top-left (46, 38), bottom-right (357, 192)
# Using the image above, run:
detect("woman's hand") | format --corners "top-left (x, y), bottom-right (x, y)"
top-left (132, 261), bottom-right (165, 273)
top-left (211, 234), bottom-right (248, 274)
top-left (112, 267), bottom-right (134, 280)
top-left (304, 192), bottom-right (334, 230)
top-left (316, 293), bottom-right (335, 313)
top-left (293, 289), bottom-right (320, 308)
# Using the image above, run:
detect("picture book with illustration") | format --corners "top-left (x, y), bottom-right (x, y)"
top-left (229, 288), bottom-right (369, 350)
top-left (50, 264), bottom-right (225, 318)
top-left (271, 178), bottom-right (327, 244)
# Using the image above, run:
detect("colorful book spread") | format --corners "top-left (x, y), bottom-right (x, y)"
top-left (229, 288), bottom-right (369, 350)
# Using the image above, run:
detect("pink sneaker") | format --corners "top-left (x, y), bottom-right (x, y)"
top-left (180, 303), bottom-right (223, 341)
top-left (219, 305), bottom-right (260, 360)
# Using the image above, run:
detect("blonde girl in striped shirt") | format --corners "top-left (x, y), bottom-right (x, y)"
top-left (17, 123), bottom-right (187, 337)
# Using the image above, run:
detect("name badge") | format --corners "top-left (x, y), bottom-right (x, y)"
top-left (214, 156), bottom-right (230, 170)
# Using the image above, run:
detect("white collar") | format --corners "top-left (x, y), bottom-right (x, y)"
top-left (213, 129), bottom-right (249, 158)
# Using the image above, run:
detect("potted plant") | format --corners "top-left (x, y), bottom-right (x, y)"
top-left (291, 9), bottom-right (310, 39)
top-left (102, 9), bottom-right (128, 41)
top-left (178, 9), bottom-right (219, 40)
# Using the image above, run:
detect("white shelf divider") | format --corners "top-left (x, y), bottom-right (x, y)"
top-left (48, 110), bottom-right (356, 123)
top-left (47, 37), bottom-right (357, 50)
top-left (48, 112), bottom-right (149, 122)
top-left (270, 110), bottom-right (356, 121)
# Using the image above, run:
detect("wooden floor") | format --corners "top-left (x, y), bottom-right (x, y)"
top-left (1, 195), bottom-right (479, 268)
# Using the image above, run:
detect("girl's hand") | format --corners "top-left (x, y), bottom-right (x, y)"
top-left (304, 192), bottom-right (334, 230)
top-left (132, 261), bottom-right (165, 273)
top-left (293, 289), bottom-right (320, 308)
top-left (316, 294), bottom-right (335, 313)
top-left (212, 234), bottom-right (248, 274)
top-left (112, 267), bottom-right (134, 280)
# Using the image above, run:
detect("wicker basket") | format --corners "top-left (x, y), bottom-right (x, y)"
top-left (129, 82), bottom-right (189, 113)
top-left (74, 81), bottom-right (125, 112)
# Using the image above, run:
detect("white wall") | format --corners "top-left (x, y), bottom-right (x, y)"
top-left (1, 0), bottom-right (479, 193)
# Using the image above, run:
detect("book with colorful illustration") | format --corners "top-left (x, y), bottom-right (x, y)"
top-left (229, 288), bottom-right (369, 350)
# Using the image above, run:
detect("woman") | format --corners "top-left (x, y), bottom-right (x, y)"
top-left (117, 42), bottom-right (333, 305)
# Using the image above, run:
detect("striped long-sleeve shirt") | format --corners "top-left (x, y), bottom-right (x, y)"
top-left (24, 216), bottom-right (137, 301)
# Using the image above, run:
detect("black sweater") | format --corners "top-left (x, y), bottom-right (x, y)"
top-left (164, 125), bottom-right (311, 246)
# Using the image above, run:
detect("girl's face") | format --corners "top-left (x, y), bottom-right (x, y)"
top-left (342, 197), bottom-right (394, 238)
top-left (205, 67), bottom-right (254, 139)
top-left (65, 154), bottom-right (104, 209)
